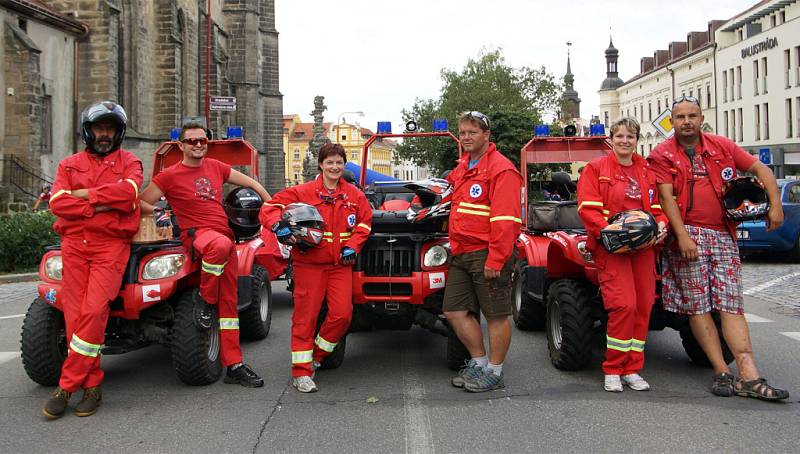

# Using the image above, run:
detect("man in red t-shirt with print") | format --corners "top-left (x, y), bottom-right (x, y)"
top-left (648, 98), bottom-right (789, 401)
top-left (140, 123), bottom-right (270, 387)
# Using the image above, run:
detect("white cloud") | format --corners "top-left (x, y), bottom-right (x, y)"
top-left (277, 0), bottom-right (754, 131)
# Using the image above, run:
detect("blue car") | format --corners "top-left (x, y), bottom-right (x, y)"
top-left (737, 179), bottom-right (800, 261)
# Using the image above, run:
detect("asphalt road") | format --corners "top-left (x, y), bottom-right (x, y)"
top-left (0, 260), bottom-right (799, 453)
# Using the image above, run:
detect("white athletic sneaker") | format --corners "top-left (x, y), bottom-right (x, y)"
top-left (621, 374), bottom-right (650, 391)
top-left (291, 376), bottom-right (318, 393)
top-left (604, 374), bottom-right (623, 392)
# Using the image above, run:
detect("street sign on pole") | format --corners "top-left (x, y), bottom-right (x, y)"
top-left (759, 148), bottom-right (772, 165)
top-left (210, 96), bottom-right (236, 112)
top-left (652, 109), bottom-right (674, 139)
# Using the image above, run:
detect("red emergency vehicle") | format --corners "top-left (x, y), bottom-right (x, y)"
top-left (512, 129), bottom-right (734, 370)
top-left (21, 138), bottom-right (287, 386)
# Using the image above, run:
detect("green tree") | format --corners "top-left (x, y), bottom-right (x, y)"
top-left (396, 49), bottom-right (562, 176)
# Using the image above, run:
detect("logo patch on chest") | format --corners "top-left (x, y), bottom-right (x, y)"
top-left (469, 184), bottom-right (483, 198)
top-left (347, 214), bottom-right (356, 228)
top-left (720, 167), bottom-right (735, 181)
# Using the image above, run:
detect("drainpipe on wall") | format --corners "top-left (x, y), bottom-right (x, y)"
top-left (712, 43), bottom-right (718, 133)
top-left (73, 20), bottom-right (90, 154)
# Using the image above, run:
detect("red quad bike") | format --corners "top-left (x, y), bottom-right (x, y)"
top-left (512, 134), bottom-right (734, 370)
top-left (321, 122), bottom-right (470, 370)
top-left (20, 139), bottom-right (288, 386)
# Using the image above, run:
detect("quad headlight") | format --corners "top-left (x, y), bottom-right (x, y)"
top-left (142, 254), bottom-right (186, 280)
top-left (44, 255), bottom-right (62, 280)
top-left (577, 240), bottom-right (594, 263)
top-left (423, 243), bottom-right (450, 268)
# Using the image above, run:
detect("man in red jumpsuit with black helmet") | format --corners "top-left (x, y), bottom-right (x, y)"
top-left (43, 101), bottom-right (143, 419)
top-left (444, 111), bottom-right (523, 393)
top-left (260, 143), bottom-right (372, 393)
top-left (139, 122), bottom-right (270, 389)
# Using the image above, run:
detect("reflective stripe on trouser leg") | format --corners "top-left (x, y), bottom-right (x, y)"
top-left (202, 260), bottom-right (226, 276)
top-left (598, 250), bottom-right (638, 375)
top-left (622, 248), bottom-right (656, 375)
top-left (59, 239), bottom-right (129, 392)
top-left (220, 318), bottom-right (239, 330)
top-left (292, 350), bottom-right (313, 364)
top-left (313, 266), bottom-right (353, 364)
top-left (291, 264), bottom-right (329, 377)
top-left (217, 246), bottom-right (243, 367)
top-left (314, 335), bottom-right (337, 353)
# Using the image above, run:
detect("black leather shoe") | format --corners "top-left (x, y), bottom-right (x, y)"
top-left (74, 386), bottom-right (102, 417)
top-left (224, 364), bottom-right (264, 388)
top-left (43, 387), bottom-right (71, 420)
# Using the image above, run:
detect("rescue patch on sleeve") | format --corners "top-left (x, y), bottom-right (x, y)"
top-left (347, 214), bottom-right (356, 228)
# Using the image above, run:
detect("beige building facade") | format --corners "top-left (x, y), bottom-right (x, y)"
top-left (715, 0), bottom-right (800, 176)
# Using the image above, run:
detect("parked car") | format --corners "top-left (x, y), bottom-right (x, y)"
top-left (737, 179), bottom-right (800, 261)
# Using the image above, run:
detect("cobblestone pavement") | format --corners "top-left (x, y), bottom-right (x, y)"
top-left (740, 258), bottom-right (800, 317)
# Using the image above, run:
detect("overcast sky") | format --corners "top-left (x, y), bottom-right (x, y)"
top-left (277, 0), bottom-right (755, 131)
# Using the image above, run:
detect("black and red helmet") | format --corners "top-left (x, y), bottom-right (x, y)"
top-left (600, 209), bottom-right (658, 254)
top-left (281, 203), bottom-right (326, 250)
top-left (81, 101), bottom-right (127, 155)
top-left (722, 176), bottom-right (769, 222)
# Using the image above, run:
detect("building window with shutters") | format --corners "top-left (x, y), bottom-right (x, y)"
top-left (724, 111), bottom-right (729, 139)
top-left (763, 102), bottom-right (770, 140)
top-left (706, 83), bottom-right (712, 107)
top-left (731, 110), bottom-right (737, 142)
top-left (755, 105), bottom-right (761, 141)
top-left (786, 99), bottom-right (793, 138)
top-left (737, 108), bottom-right (743, 142)
top-left (736, 66), bottom-right (742, 99)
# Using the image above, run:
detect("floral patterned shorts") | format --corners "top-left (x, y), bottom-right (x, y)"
top-left (661, 225), bottom-right (744, 315)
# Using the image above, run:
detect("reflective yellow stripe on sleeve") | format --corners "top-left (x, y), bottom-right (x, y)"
top-left (489, 215), bottom-right (522, 223)
top-left (356, 223), bottom-right (371, 232)
top-left (49, 189), bottom-right (72, 202)
top-left (651, 204), bottom-right (662, 209)
top-left (201, 261), bottom-right (226, 276)
top-left (459, 202), bottom-right (491, 210)
top-left (579, 201), bottom-right (604, 211)
top-left (456, 208), bottom-right (490, 217)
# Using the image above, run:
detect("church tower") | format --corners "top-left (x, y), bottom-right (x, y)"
top-left (561, 43), bottom-right (581, 121)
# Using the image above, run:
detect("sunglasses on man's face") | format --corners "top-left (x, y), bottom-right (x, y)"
top-left (181, 137), bottom-right (208, 146)
top-left (671, 96), bottom-right (700, 109)
top-left (461, 111), bottom-right (491, 129)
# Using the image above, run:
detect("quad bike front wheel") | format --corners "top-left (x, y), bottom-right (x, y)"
top-left (239, 265), bottom-right (273, 341)
top-left (511, 260), bottom-right (546, 331)
top-left (171, 290), bottom-right (222, 385)
top-left (546, 279), bottom-right (594, 370)
top-left (20, 298), bottom-right (67, 386)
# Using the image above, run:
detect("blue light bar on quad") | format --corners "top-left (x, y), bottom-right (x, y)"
top-left (377, 121), bottom-right (392, 134)
top-left (534, 125), bottom-right (550, 136)
top-left (226, 126), bottom-right (243, 139)
top-left (170, 128), bottom-right (181, 141)
top-left (590, 124), bottom-right (606, 136)
top-left (432, 118), bottom-right (449, 132)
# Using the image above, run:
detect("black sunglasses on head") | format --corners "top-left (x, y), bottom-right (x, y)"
top-left (461, 111), bottom-right (491, 129)
top-left (671, 96), bottom-right (700, 108)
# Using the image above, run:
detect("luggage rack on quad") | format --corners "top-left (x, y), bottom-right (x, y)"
top-left (526, 200), bottom-right (585, 235)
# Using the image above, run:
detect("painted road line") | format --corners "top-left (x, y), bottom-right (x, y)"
top-left (780, 332), bottom-right (800, 342)
top-left (0, 314), bottom-right (25, 320)
top-left (744, 313), bottom-right (774, 323)
top-left (0, 352), bottom-right (20, 365)
top-left (743, 271), bottom-right (800, 296)
top-left (402, 348), bottom-right (433, 454)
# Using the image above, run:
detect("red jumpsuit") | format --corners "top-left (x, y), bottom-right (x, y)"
top-left (151, 159), bottom-right (243, 367)
top-left (446, 143), bottom-right (523, 271)
top-left (577, 152), bottom-right (666, 375)
top-left (49, 149), bottom-right (143, 392)
top-left (260, 177), bottom-right (372, 377)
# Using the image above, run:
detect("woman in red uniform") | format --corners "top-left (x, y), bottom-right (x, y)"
top-left (577, 117), bottom-right (667, 393)
top-left (260, 143), bottom-right (372, 393)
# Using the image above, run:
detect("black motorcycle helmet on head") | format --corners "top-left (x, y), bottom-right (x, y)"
top-left (722, 176), bottom-right (770, 222)
top-left (81, 101), bottom-right (127, 156)
top-left (224, 187), bottom-right (263, 240)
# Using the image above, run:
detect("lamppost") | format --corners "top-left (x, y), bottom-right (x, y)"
top-left (336, 111), bottom-right (365, 143)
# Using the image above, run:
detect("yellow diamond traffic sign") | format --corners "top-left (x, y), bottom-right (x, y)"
top-left (652, 109), bottom-right (674, 138)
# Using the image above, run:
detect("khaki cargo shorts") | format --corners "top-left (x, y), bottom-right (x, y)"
top-left (443, 248), bottom-right (517, 318)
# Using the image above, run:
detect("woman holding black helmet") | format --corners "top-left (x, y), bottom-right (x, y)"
top-left (576, 117), bottom-right (668, 392)
top-left (260, 143), bottom-right (372, 393)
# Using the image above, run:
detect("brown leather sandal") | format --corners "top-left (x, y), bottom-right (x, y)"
top-left (735, 378), bottom-right (789, 401)
top-left (710, 372), bottom-right (735, 397)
